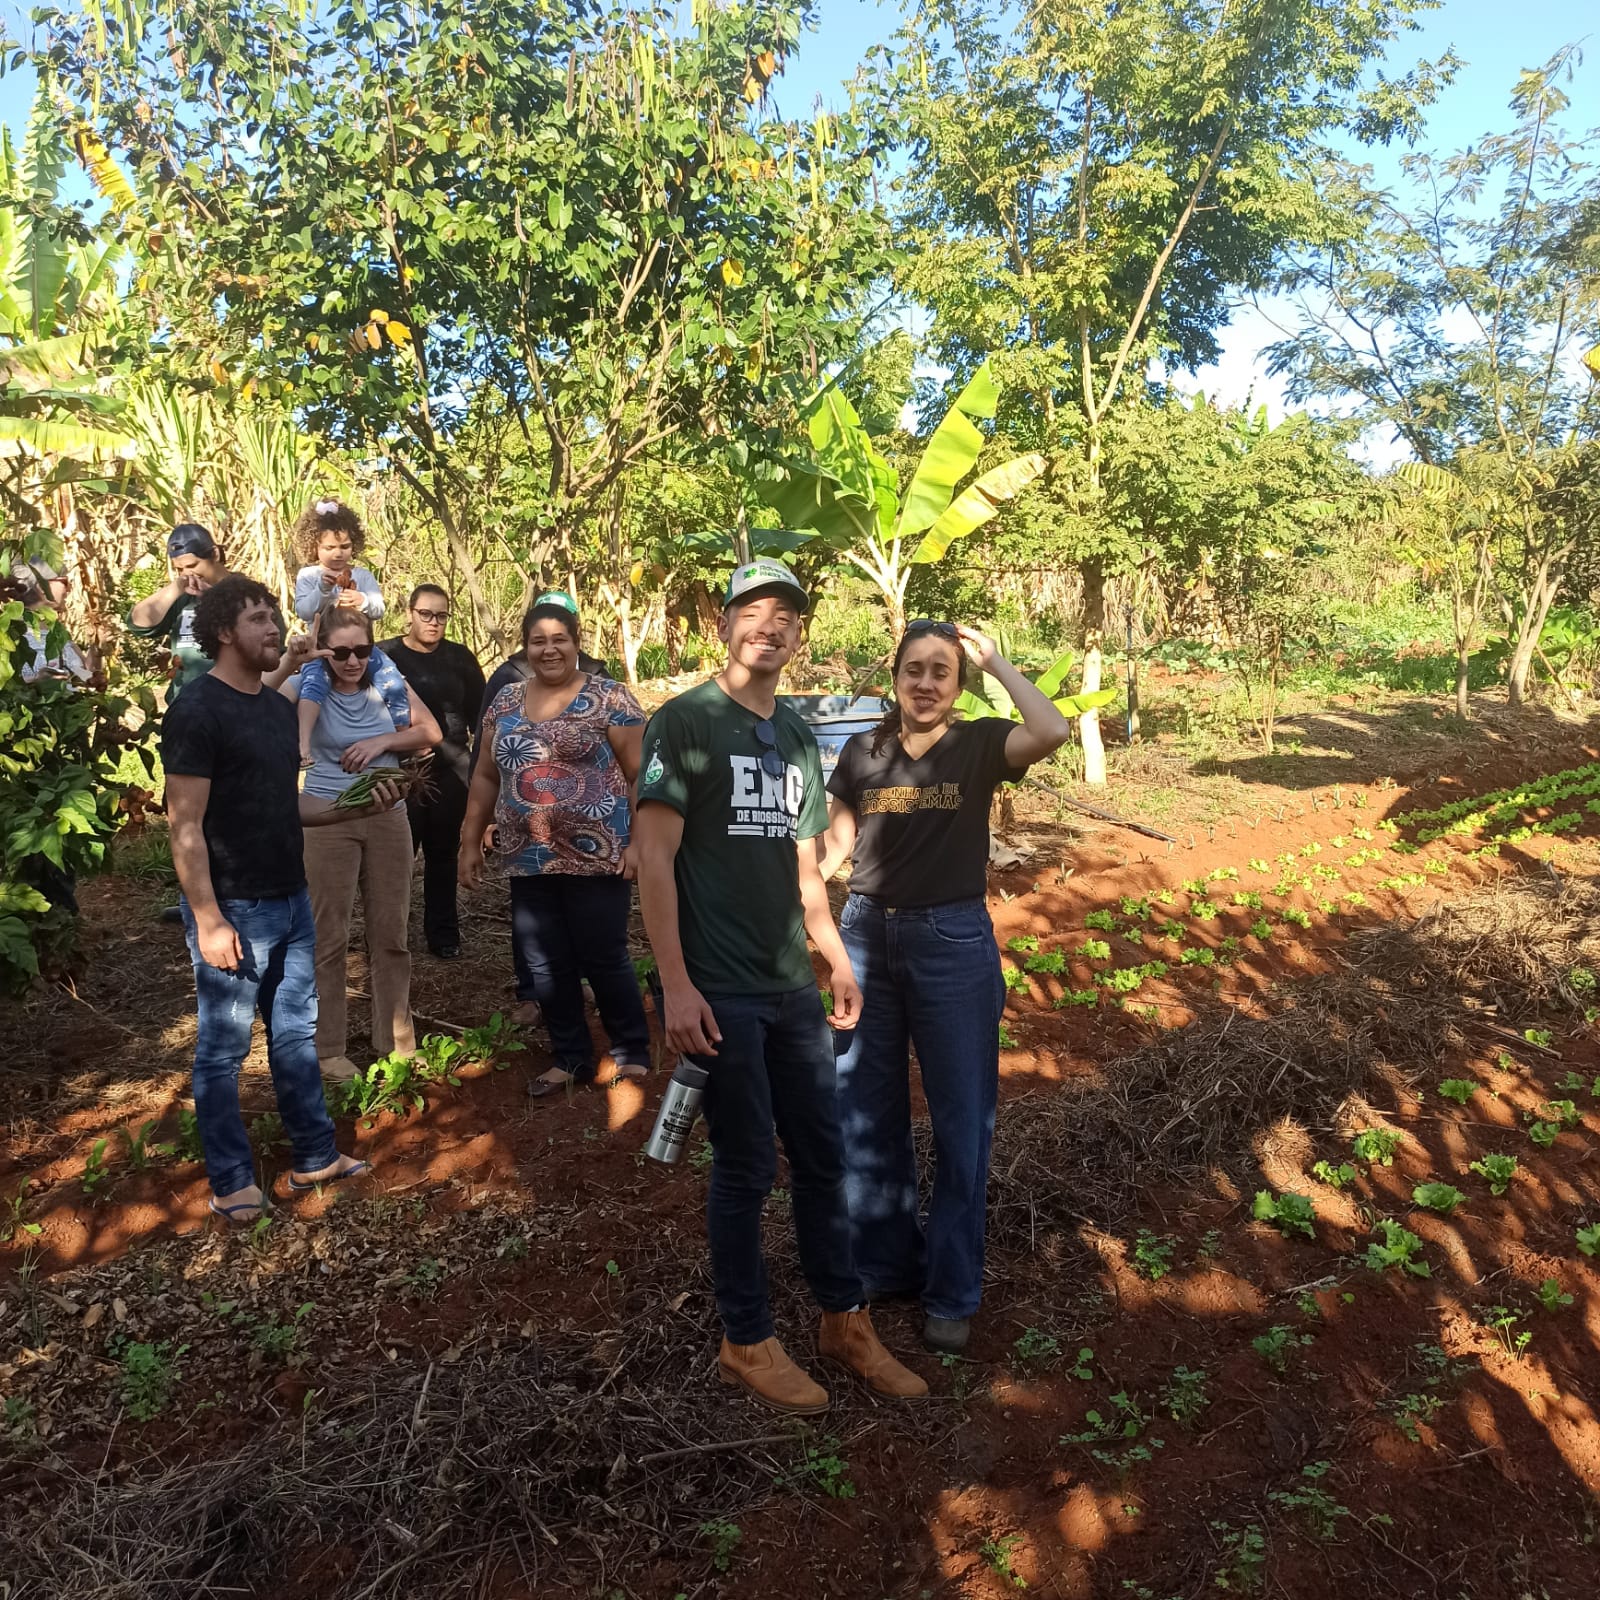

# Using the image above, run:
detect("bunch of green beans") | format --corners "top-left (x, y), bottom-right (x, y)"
top-left (332, 765), bottom-right (412, 811)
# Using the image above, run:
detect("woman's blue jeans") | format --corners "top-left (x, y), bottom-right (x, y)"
top-left (181, 890), bottom-right (338, 1197)
top-left (835, 894), bottom-right (1004, 1321)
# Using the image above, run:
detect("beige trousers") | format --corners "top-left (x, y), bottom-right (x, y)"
top-left (303, 804), bottom-right (416, 1063)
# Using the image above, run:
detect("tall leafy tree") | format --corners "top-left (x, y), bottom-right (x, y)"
top-left (42, 0), bottom-right (891, 642)
top-left (1270, 49), bottom-right (1600, 708)
top-left (874, 0), bottom-right (1452, 780)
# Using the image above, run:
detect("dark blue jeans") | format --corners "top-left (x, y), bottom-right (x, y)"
top-left (510, 874), bottom-right (651, 1080)
top-left (180, 890), bottom-right (338, 1198)
top-left (835, 895), bottom-right (1004, 1321)
top-left (691, 985), bottom-right (865, 1343)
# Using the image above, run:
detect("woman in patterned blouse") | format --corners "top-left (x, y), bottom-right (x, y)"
top-left (459, 590), bottom-right (652, 1096)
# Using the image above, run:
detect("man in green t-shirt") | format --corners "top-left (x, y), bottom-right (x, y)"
top-left (636, 558), bottom-right (927, 1414)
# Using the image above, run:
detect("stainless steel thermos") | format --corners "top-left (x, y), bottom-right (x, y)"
top-left (643, 1058), bottom-right (710, 1164)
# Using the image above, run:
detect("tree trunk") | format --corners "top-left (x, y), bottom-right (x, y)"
top-left (1506, 554), bottom-right (1563, 709)
top-left (1455, 646), bottom-right (1471, 721)
top-left (1079, 556), bottom-right (1108, 786)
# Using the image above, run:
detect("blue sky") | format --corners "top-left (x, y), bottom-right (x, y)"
top-left (1, 0), bottom-right (1593, 444)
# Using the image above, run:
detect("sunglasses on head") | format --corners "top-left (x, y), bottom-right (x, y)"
top-left (329, 643), bottom-right (373, 663)
top-left (905, 618), bottom-right (959, 641)
top-left (753, 718), bottom-right (785, 780)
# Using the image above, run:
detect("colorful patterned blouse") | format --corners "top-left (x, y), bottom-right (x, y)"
top-left (483, 675), bottom-right (645, 876)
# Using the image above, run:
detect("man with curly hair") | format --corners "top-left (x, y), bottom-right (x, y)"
top-left (162, 574), bottom-right (401, 1224)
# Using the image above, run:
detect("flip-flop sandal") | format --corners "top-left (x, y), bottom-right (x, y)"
top-left (604, 1064), bottom-right (650, 1086)
top-left (284, 1159), bottom-right (371, 1195)
top-left (208, 1196), bottom-right (270, 1226)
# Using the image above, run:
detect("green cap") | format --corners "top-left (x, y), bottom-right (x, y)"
top-left (532, 588), bottom-right (579, 615)
top-left (724, 558), bottom-right (809, 613)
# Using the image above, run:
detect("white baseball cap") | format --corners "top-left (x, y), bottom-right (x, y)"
top-left (724, 557), bottom-right (809, 613)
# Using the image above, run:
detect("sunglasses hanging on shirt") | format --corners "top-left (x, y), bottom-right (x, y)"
top-left (753, 718), bottom-right (785, 780)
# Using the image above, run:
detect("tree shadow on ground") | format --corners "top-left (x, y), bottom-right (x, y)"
top-left (1190, 695), bottom-right (1597, 794)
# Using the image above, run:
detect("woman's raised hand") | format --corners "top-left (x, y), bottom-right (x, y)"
top-left (954, 623), bottom-right (1000, 672)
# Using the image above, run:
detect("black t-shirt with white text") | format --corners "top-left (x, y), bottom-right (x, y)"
top-left (827, 718), bottom-right (1027, 906)
top-left (161, 673), bottom-right (305, 900)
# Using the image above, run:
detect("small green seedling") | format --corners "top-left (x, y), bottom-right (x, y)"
top-left (1311, 1160), bottom-right (1357, 1190)
top-left (1053, 988), bottom-right (1098, 1009)
top-left (1084, 910), bottom-right (1116, 932)
top-left (1252, 1323), bottom-right (1313, 1374)
top-left (1412, 1182), bottom-right (1464, 1216)
top-left (1528, 1121), bottom-right (1560, 1148)
top-left (998, 1023), bottom-right (1017, 1048)
top-left (1068, 1346), bottom-right (1094, 1380)
top-left (80, 1139), bottom-right (110, 1200)
top-left (699, 1518), bottom-right (743, 1573)
top-left (1436, 1079), bottom-right (1477, 1105)
top-left (1101, 967), bottom-right (1144, 993)
top-left (1537, 1278), bottom-right (1573, 1312)
top-left (1160, 1365), bottom-right (1210, 1425)
top-left (1004, 966), bottom-right (1030, 993)
top-left (1119, 896), bottom-right (1153, 920)
top-left (1190, 899), bottom-right (1220, 921)
top-left (979, 1533), bottom-right (1027, 1590)
top-left (1541, 1099), bottom-right (1582, 1131)
top-left (1352, 1128), bottom-right (1402, 1167)
top-left (1252, 1190), bottom-right (1315, 1241)
top-left (1481, 1305), bottom-right (1531, 1361)
top-left (1156, 920), bottom-right (1186, 941)
top-left (1365, 1220), bottom-right (1430, 1277)
top-left (1280, 908), bottom-right (1312, 930)
top-left (1013, 1326), bottom-right (1060, 1363)
top-left (1007, 934), bottom-right (1040, 954)
top-left (1523, 1028), bottom-right (1554, 1049)
top-left (1232, 890), bottom-right (1263, 910)
top-left (1025, 950), bottom-right (1067, 975)
top-left (1132, 1229), bottom-right (1176, 1281)
top-left (1179, 946), bottom-right (1215, 967)
top-left (1576, 1224), bottom-right (1600, 1258)
top-left (1078, 939), bottom-right (1112, 962)
top-left (1248, 857), bottom-right (1270, 872)
top-left (1248, 917), bottom-right (1272, 941)
top-left (1469, 1154), bottom-right (1518, 1195)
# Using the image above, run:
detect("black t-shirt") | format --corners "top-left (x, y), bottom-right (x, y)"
top-left (379, 637), bottom-right (486, 749)
top-left (160, 673), bottom-right (306, 900)
top-left (827, 718), bottom-right (1027, 906)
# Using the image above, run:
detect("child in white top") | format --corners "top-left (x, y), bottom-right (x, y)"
top-left (289, 497), bottom-right (409, 763)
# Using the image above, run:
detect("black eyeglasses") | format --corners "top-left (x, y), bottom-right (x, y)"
top-left (412, 607), bottom-right (449, 624)
top-left (753, 718), bottom-right (785, 780)
top-left (329, 643), bottom-right (373, 663)
top-left (906, 618), bottom-right (959, 641)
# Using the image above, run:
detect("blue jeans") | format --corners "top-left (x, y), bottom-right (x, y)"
top-left (181, 890), bottom-right (338, 1197)
top-left (510, 875), bottom-right (652, 1080)
top-left (835, 895), bottom-right (1004, 1320)
top-left (690, 985), bottom-right (865, 1343)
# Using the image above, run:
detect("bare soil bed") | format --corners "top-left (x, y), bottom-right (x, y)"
top-left (4, 699), bottom-right (1600, 1599)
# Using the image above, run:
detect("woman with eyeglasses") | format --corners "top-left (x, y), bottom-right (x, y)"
top-left (818, 620), bottom-right (1071, 1354)
top-left (280, 606), bottom-right (441, 1080)
top-left (458, 589), bottom-right (653, 1097)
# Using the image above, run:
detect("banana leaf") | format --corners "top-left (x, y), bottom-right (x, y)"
top-left (896, 360), bottom-right (999, 542)
top-left (912, 452), bottom-right (1047, 562)
top-left (0, 413), bottom-right (130, 457)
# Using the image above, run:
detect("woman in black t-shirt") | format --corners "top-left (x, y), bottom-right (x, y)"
top-left (819, 621), bottom-right (1071, 1355)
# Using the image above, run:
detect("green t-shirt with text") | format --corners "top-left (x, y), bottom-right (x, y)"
top-left (637, 679), bottom-right (827, 994)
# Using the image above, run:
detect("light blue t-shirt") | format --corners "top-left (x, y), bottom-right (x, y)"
top-left (294, 676), bottom-right (403, 806)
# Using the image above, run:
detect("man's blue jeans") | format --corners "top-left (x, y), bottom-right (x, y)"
top-left (181, 890), bottom-right (338, 1197)
top-left (835, 895), bottom-right (1005, 1321)
top-left (690, 985), bottom-right (865, 1344)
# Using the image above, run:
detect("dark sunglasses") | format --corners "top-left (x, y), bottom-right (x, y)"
top-left (329, 643), bottom-right (373, 663)
top-left (753, 718), bottom-right (785, 780)
top-left (412, 607), bottom-right (449, 624)
top-left (906, 618), bottom-right (959, 641)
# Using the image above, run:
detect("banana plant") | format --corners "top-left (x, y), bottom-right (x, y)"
top-left (955, 643), bottom-right (1117, 722)
top-left (755, 359), bottom-right (1046, 635)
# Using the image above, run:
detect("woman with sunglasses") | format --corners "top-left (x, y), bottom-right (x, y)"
top-left (280, 607), bottom-right (441, 1079)
top-left (819, 620), bottom-right (1071, 1354)
top-left (458, 589), bottom-right (653, 1096)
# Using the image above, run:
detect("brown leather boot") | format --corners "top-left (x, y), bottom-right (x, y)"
top-left (717, 1336), bottom-right (830, 1415)
top-left (819, 1309), bottom-right (930, 1399)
